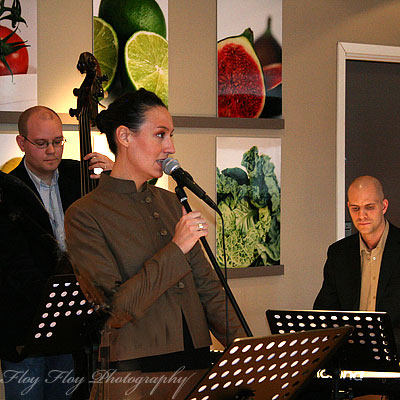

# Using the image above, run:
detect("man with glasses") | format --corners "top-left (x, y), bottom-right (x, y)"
top-left (12, 106), bottom-right (112, 244)
top-left (12, 106), bottom-right (81, 252)
top-left (0, 106), bottom-right (113, 399)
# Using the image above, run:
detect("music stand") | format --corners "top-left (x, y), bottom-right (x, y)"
top-left (18, 274), bottom-right (97, 358)
top-left (184, 326), bottom-right (352, 400)
top-left (266, 309), bottom-right (399, 372)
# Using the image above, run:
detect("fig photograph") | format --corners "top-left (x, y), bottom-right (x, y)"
top-left (217, 0), bottom-right (282, 119)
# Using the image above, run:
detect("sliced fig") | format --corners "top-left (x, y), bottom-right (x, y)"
top-left (263, 63), bottom-right (282, 91)
top-left (218, 28), bottom-right (266, 118)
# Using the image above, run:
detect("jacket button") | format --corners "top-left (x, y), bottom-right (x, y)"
top-left (153, 212), bottom-right (160, 219)
top-left (178, 281), bottom-right (185, 289)
top-left (160, 229), bottom-right (168, 236)
top-left (145, 197), bottom-right (152, 203)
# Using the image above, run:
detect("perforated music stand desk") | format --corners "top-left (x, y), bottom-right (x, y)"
top-left (266, 309), bottom-right (400, 373)
top-left (17, 274), bottom-right (97, 358)
top-left (185, 326), bottom-right (352, 400)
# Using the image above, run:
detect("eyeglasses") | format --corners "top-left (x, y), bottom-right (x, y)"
top-left (23, 136), bottom-right (67, 149)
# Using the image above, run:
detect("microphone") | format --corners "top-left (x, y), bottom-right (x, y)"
top-left (162, 158), bottom-right (220, 214)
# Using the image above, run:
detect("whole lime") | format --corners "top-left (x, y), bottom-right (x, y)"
top-left (98, 0), bottom-right (166, 45)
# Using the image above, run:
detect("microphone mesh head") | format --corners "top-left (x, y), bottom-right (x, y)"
top-left (162, 158), bottom-right (180, 175)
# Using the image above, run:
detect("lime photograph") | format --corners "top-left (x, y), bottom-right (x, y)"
top-left (93, 0), bottom-right (168, 106)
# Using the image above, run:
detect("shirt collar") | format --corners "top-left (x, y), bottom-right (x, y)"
top-left (359, 219), bottom-right (389, 254)
top-left (24, 158), bottom-right (59, 189)
top-left (98, 170), bottom-right (149, 194)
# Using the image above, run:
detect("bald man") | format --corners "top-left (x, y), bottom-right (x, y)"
top-left (10, 106), bottom-right (113, 250)
top-left (314, 176), bottom-right (400, 349)
top-left (1, 106), bottom-right (113, 399)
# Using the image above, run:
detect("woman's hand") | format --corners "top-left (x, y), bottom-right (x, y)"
top-left (172, 207), bottom-right (208, 254)
top-left (84, 152), bottom-right (114, 179)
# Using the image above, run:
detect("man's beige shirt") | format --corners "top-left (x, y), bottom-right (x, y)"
top-left (359, 220), bottom-right (389, 311)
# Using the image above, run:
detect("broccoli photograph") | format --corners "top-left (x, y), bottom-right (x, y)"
top-left (216, 139), bottom-right (281, 268)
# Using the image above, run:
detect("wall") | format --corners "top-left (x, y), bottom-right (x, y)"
top-left (280, 0), bottom-right (400, 326)
top-left (169, 0), bottom-right (400, 336)
top-left (2, 0), bottom-right (400, 337)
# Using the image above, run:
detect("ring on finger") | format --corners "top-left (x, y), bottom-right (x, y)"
top-left (198, 223), bottom-right (204, 231)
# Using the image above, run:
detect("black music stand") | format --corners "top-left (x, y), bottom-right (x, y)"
top-left (267, 309), bottom-right (400, 399)
top-left (266, 309), bottom-right (399, 372)
top-left (184, 326), bottom-right (352, 400)
top-left (18, 274), bottom-right (97, 358)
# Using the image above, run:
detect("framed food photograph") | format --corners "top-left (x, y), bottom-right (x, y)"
top-left (216, 137), bottom-right (282, 278)
top-left (217, 0), bottom-right (282, 119)
top-left (92, 0), bottom-right (168, 107)
top-left (0, 0), bottom-right (37, 111)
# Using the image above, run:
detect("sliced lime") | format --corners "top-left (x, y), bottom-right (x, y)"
top-left (124, 31), bottom-right (168, 107)
top-left (93, 16), bottom-right (118, 92)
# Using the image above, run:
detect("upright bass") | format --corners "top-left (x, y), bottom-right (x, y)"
top-left (70, 51), bottom-right (107, 195)
top-left (70, 52), bottom-right (111, 400)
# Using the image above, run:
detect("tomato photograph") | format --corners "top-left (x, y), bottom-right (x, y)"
top-left (0, 0), bottom-right (37, 111)
top-left (0, 26), bottom-right (29, 76)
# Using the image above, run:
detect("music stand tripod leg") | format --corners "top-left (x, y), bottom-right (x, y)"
top-left (331, 369), bottom-right (354, 400)
top-left (331, 368), bottom-right (340, 400)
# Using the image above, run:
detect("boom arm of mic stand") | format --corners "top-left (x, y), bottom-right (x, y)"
top-left (175, 185), bottom-right (253, 337)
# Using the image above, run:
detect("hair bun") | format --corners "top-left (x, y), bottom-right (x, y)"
top-left (95, 109), bottom-right (107, 133)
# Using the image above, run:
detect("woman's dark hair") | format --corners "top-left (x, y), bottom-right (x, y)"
top-left (95, 88), bottom-right (166, 155)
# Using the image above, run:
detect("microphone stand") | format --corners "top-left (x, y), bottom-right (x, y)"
top-left (175, 185), bottom-right (253, 337)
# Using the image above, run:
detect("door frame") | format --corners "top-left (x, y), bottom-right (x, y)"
top-left (336, 42), bottom-right (400, 239)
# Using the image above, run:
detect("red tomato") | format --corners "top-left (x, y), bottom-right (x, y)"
top-left (0, 26), bottom-right (29, 76)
